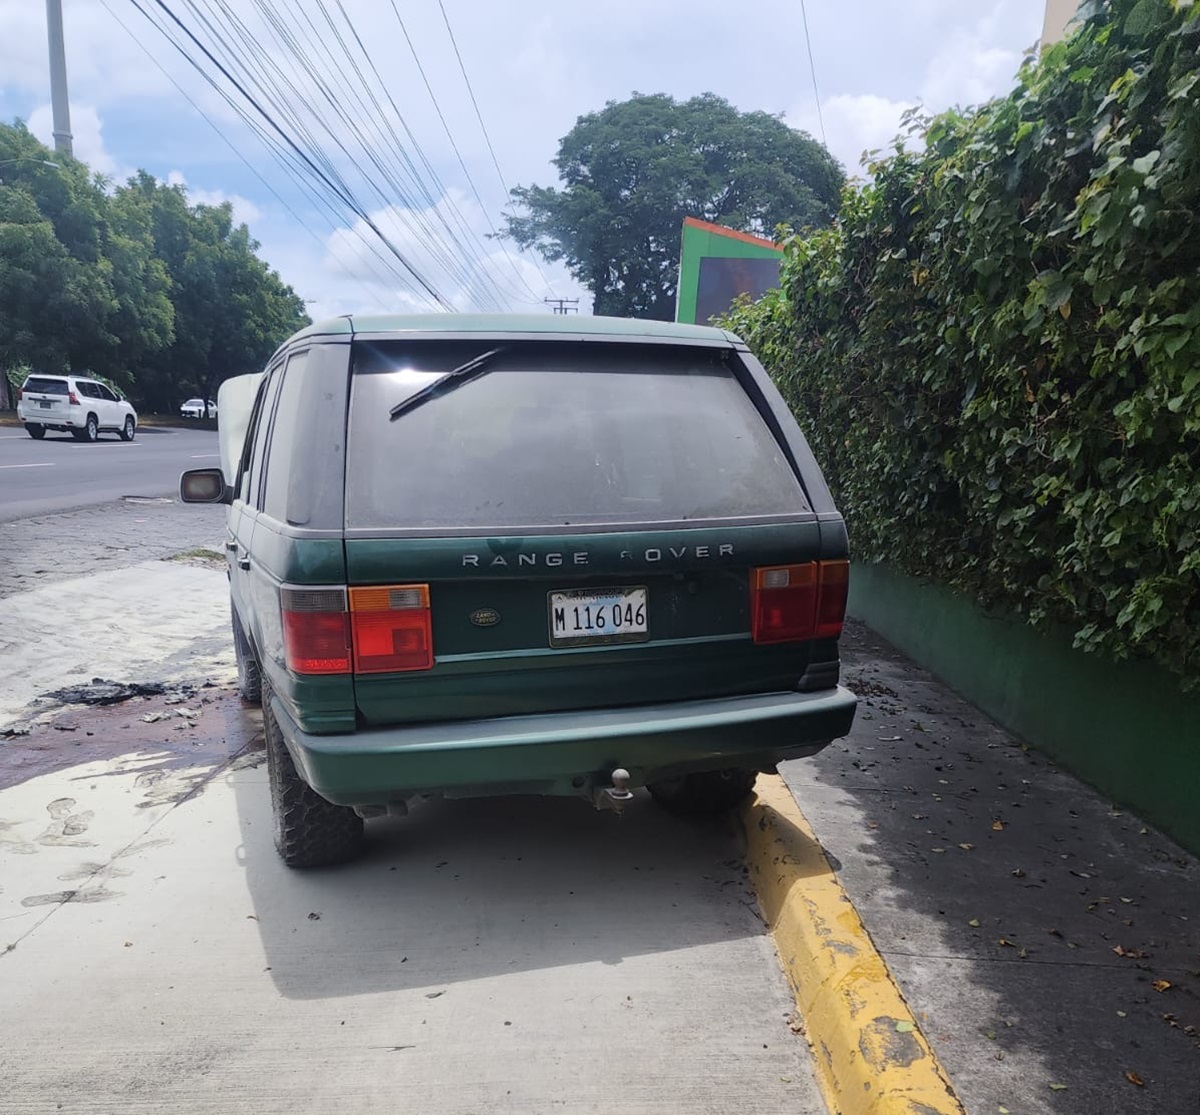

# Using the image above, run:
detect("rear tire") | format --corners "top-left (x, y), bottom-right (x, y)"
top-left (232, 607), bottom-right (262, 704)
top-left (647, 769), bottom-right (758, 816)
top-left (120, 415), bottom-right (136, 441)
top-left (75, 414), bottom-right (98, 442)
top-left (26, 424), bottom-right (45, 440)
top-left (263, 678), bottom-right (364, 868)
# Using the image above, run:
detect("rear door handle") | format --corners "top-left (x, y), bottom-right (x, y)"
top-left (225, 540), bottom-right (238, 552)
top-left (237, 556), bottom-right (251, 570)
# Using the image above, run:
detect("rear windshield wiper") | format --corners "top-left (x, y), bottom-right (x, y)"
top-left (388, 346), bottom-right (507, 421)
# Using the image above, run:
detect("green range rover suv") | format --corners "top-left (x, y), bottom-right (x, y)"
top-left (181, 314), bottom-right (857, 867)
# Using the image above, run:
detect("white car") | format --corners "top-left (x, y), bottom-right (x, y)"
top-left (18, 374), bottom-right (138, 442)
top-left (180, 398), bottom-right (218, 419)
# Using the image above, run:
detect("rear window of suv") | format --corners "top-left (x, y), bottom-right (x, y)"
top-left (23, 377), bottom-right (69, 395)
top-left (345, 340), bottom-right (809, 532)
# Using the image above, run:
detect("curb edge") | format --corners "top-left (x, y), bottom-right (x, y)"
top-left (741, 774), bottom-right (965, 1115)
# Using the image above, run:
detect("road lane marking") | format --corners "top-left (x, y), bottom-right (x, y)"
top-left (0, 462), bottom-right (54, 469)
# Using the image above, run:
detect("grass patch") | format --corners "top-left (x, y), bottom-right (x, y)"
top-left (166, 548), bottom-right (225, 564)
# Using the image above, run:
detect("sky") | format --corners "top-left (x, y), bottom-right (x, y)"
top-left (0, 0), bottom-right (1047, 320)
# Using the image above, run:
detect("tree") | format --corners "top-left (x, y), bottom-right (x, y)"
top-left (502, 93), bottom-right (843, 319)
top-left (0, 122), bottom-right (308, 415)
top-left (112, 174), bottom-right (308, 413)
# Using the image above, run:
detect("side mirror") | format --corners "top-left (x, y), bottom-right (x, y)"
top-left (180, 467), bottom-right (231, 504)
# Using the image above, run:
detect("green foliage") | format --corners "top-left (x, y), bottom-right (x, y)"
top-left (0, 123), bottom-right (308, 411)
top-left (504, 93), bottom-right (843, 319)
top-left (723, 0), bottom-right (1200, 686)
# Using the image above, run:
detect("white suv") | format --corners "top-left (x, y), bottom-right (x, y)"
top-left (18, 375), bottom-right (138, 442)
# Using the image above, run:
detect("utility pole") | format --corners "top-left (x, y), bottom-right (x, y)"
top-left (544, 297), bottom-right (579, 315)
top-left (45, 0), bottom-right (73, 158)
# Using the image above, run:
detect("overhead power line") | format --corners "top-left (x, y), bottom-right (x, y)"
top-left (119, 0), bottom-right (557, 312)
top-left (388, 0), bottom-right (551, 304)
top-left (799, 0), bottom-right (827, 147)
top-left (140, 0), bottom-right (455, 309)
top-left (101, 0), bottom-right (393, 309)
top-left (138, 0), bottom-right (429, 303)
top-left (434, 0), bottom-right (560, 299)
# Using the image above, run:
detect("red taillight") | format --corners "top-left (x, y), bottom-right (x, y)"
top-left (68, 391), bottom-right (80, 405)
top-left (280, 587), bottom-right (351, 674)
top-left (349, 584), bottom-right (433, 673)
top-left (751, 560), bottom-right (849, 644)
top-left (815, 560), bottom-right (849, 639)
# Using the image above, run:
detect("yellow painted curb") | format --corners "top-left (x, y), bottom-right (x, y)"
top-left (742, 774), bottom-right (964, 1115)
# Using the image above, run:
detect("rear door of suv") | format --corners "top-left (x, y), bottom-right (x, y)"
top-left (341, 337), bottom-right (846, 728)
top-left (21, 376), bottom-right (71, 424)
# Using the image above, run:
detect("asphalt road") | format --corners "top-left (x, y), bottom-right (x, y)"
top-left (0, 425), bottom-right (219, 523)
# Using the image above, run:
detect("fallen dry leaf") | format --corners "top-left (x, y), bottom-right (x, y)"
top-left (1049, 1083), bottom-right (1068, 1091)
top-left (997, 938), bottom-right (1016, 947)
top-left (992, 820), bottom-right (1005, 831)
top-left (894, 1020), bottom-right (915, 1033)
top-left (1011, 868), bottom-right (1026, 878)
top-left (1113, 945), bottom-right (1148, 959)
top-left (1125, 1071), bottom-right (1144, 1087)
top-left (1152, 980), bottom-right (1172, 993)
top-left (959, 843), bottom-right (975, 851)
top-left (968, 918), bottom-right (981, 928)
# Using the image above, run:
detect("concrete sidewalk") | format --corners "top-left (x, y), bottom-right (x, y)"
top-left (781, 620), bottom-right (1200, 1115)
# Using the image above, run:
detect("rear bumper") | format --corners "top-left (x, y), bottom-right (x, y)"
top-left (271, 686), bottom-right (857, 806)
top-left (18, 411), bottom-right (80, 428)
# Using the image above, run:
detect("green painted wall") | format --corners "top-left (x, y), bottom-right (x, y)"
top-left (848, 562), bottom-right (1200, 855)
top-left (675, 222), bottom-right (782, 325)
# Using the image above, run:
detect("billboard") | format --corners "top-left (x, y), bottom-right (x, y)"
top-left (675, 217), bottom-right (783, 325)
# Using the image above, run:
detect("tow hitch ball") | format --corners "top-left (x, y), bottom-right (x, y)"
top-left (594, 768), bottom-right (634, 814)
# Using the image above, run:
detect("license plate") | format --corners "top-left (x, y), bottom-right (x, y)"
top-left (39, 400), bottom-right (51, 408)
top-left (548, 586), bottom-right (649, 648)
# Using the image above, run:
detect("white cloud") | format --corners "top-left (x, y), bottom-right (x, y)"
top-left (0, 0), bottom-right (172, 103)
top-left (27, 102), bottom-right (118, 176)
top-left (792, 94), bottom-right (918, 177)
top-left (317, 189), bottom-right (586, 317)
top-left (788, 0), bottom-right (1040, 175)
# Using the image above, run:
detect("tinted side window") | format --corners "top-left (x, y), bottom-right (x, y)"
top-left (98, 384), bottom-right (119, 402)
top-left (262, 346), bottom-right (348, 528)
top-left (245, 367), bottom-right (286, 510)
top-left (77, 381), bottom-right (99, 398)
top-left (236, 366), bottom-right (281, 505)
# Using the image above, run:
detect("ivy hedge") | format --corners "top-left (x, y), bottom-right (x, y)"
top-left (723, 0), bottom-right (1200, 686)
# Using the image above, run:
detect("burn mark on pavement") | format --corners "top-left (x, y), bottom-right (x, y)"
top-left (37, 798), bottom-right (95, 848)
top-left (21, 887), bottom-right (119, 908)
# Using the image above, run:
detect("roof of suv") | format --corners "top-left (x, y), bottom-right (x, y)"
top-left (281, 313), bottom-right (741, 351)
